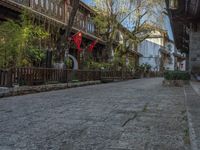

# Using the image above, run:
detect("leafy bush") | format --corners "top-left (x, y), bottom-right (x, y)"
top-left (87, 61), bottom-right (112, 70)
top-left (27, 47), bottom-right (45, 67)
top-left (164, 71), bottom-right (190, 80)
top-left (0, 12), bottom-right (49, 68)
top-left (136, 64), bottom-right (146, 73)
top-left (143, 63), bottom-right (151, 72)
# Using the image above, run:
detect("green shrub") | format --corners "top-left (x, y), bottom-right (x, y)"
top-left (0, 12), bottom-right (49, 68)
top-left (164, 71), bottom-right (190, 80)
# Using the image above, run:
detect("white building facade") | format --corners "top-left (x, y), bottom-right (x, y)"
top-left (137, 29), bottom-right (186, 71)
top-left (164, 41), bottom-right (175, 70)
top-left (138, 30), bottom-right (165, 71)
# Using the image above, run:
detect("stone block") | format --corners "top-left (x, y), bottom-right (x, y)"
top-left (162, 79), bottom-right (189, 87)
top-left (190, 31), bottom-right (200, 72)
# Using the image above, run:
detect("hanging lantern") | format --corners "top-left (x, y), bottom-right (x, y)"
top-left (169, 0), bottom-right (178, 9)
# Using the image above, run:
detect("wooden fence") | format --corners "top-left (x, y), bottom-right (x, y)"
top-left (0, 68), bottom-right (115, 87)
top-left (0, 67), bottom-right (160, 87)
top-left (0, 69), bottom-right (12, 87)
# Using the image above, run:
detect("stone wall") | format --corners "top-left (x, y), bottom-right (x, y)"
top-left (189, 24), bottom-right (200, 73)
top-left (0, 81), bottom-right (101, 98)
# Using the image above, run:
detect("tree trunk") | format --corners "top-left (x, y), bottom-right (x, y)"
top-left (106, 39), bottom-right (114, 61)
top-left (55, 0), bottom-right (80, 68)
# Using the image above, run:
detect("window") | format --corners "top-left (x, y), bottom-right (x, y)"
top-left (46, 0), bottom-right (49, 10)
top-left (66, 11), bottom-right (69, 22)
top-left (55, 4), bottom-right (58, 15)
top-left (169, 0), bottom-right (178, 9)
top-left (87, 22), bottom-right (90, 32)
top-left (89, 23), bottom-right (92, 32)
top-left (168, 56), bottom-right (173, 64)
top-left (51, 2), bottom-right (54, 11)
top-left (41, 0), bottom-right (44, 7)
top-left (83, 20), bottom-right (85, 29)
top-left (35, 0), bottom-right (38, 5)
top-left (90, 21), bottom-right (95, 33)
top-left (18, 0), bottom-right (23, 4)
top-left (59, 7), bottom-right (62, 16)
top-left (92, 23), bottom-right (94, 32)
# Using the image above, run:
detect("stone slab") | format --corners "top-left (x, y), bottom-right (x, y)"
top-left (0, 78), bottom-right (190, 150)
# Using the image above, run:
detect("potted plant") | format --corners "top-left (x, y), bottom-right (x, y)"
top-left (144, 63), bottom-right (152, 78)
top-left (136, 65), bottom-right (145, 78)
top-left (163, 71), bottom-right (190, 86)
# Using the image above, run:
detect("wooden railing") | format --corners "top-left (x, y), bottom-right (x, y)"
top-left (0, 68), bottom-right (139, 87)
top-left (0, 69), bottom-right (12, 87)
top-left (12, 0), bottom-right (30, 6)
top-left (11, 68), bottom-right (102, 86)
top-left (8, 0), bottom-right (98, 36)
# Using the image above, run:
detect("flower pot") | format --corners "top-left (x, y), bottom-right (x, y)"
top-left (140, 72), bottom-right (144, 78)
top-left (146, 72), bottom-right (150, 78)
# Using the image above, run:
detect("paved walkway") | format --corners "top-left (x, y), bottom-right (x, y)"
top-left (185, 82), bottom-right (200, 150)
top-left (0, 78), bottom-right (190, 150)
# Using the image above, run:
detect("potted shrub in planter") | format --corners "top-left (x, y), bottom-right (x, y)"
top-left (144, 63), bottom-right (152, 78)
top-left (163, 71), bottom-right (190, 87)
top-left (136, 65), bottom-right (145, 78)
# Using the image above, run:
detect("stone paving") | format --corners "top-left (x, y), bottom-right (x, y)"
top-left (185, 83), bottom-right (200, 150)
top-left (0, 87), bottom-right (9, 95)
top-left (0, 78), bottom-right (190, 150)
top-left (0, 81), bottom-right (101, 98)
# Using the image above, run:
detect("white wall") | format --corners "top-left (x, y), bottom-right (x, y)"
top-left (138, 30), bottom-right (180, 71)
top-left (164, 42), bottom-right (175, 71)
top-left (138, 30), bottom-right (163, 71)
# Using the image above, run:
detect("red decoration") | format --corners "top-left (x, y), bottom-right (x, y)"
top-left (88, 40), bottom-right (97, 53)
top-left (72, 31), bottom-right (82, 52)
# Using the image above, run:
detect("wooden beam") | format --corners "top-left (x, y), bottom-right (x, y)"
top-left (0, 0), bottom-right (106, 45)
top-left (0, 5), bottom-right (20, 21)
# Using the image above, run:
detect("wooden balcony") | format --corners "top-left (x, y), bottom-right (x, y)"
top-left (1, 0), bottom-right (101, 41)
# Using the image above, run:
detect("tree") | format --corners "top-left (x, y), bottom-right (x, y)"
top-left (56, 0), bottom-right (80, 66)
top-left (92, 0), bottom-right (165, 70)
top-left (93, 0), bottom-right (131, 60)
top-left (0, 12), bottom-right (49, 68)
top-left (0, 20), bottom-right (21, 68)
top-left (93, 0), bottom-right (165, 58)
top-left (127, 0), bottom-right (165, 43)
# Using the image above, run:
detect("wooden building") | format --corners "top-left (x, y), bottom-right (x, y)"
top-left (166, 0), bottom-right (200, 74)
top-left (0, 0), bottom-right (144, 70)
top-left (115, 25), bottom-right (143, 68)
top-left (0, 0), bottom-right (107, 69)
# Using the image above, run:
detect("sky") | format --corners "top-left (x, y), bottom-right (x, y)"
top-left (81, 0), bottom-right (174, 40)
top-left (82, 0), bottom-right (93, 5)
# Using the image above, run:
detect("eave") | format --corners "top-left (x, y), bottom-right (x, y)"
top-left (0, 0), bottom-right (105, 45)
top-left (165, 0), bottom-right (200, 52)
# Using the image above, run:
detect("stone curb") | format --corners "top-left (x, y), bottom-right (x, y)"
top-left (0, 81), bottom-right (101, 98)
top-left (184, 83), bottom-right (200, 150)
top-left (163, 79), bottom-right (189, 87)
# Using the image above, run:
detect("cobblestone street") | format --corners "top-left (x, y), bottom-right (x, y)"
top-left (0, 78), bottom-right (191, 150)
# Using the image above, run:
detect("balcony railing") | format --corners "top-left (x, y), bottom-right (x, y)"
top-left (12, 0), bottom-right (29, 6)
top-left (0, 68), bottom-right (138, 87)
top-left (7, 0), bottom-right (98, 36)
